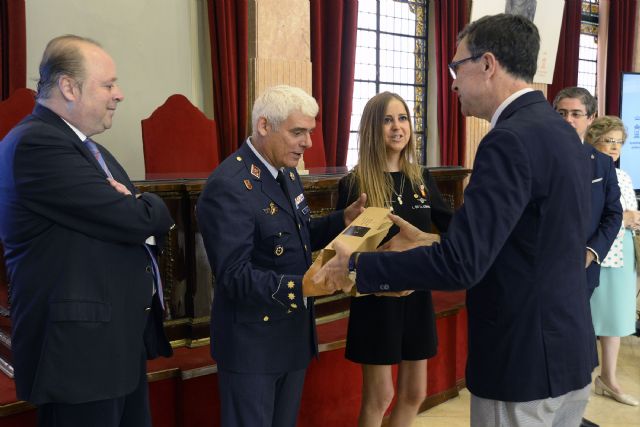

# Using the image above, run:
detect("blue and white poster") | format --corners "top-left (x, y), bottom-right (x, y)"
top-left (620, 73), bottom-right (640, 190)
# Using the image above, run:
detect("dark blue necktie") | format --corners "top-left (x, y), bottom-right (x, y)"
top-left (276, 170), bottom-right (288, 197)
top-left (83, 138), bottom-right (165, 309)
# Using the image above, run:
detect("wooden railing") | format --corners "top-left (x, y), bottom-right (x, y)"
top-left (0, 166), bottom-right (471, 376)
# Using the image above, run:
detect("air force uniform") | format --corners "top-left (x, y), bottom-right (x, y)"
top-left (196, 139), bottom-right (344, 426)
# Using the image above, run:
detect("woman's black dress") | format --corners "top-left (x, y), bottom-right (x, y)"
top-left (336, 169), bottom-right (452, 364)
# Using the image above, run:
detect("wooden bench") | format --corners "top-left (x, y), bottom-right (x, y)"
top-left (0, 292), bottom-right (467, 427)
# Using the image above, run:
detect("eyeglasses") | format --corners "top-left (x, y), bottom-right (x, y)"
top-left (556, 110), bottom-right (589, 119)
top-left (448, 53), bottom-right (484, 79)
top-left (597, 137), bottom-right (625, 145)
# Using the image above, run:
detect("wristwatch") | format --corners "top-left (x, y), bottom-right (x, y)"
top-left (348, 252), bottom-right (360, 283)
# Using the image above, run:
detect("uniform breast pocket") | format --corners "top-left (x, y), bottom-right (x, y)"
top-left (257, 218), bottom-right (292, 265)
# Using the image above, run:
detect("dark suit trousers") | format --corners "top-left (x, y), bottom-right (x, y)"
top-left (217, 368), bottom-right (306, 427)
top-left (37, 350), bottom-right (151, 427)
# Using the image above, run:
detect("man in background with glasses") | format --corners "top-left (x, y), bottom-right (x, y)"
top-left (553, 86), bottom-right (596, 142)
top-left (553, 87), bottom-right (622, 427)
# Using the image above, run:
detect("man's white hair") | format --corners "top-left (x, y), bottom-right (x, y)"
top-left (252, 85), bottom-right (319, 133)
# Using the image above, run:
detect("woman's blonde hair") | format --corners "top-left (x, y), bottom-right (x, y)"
top-left (584, 115), bottom-right (627, 147)
top-left (353, 92), bottom-right (424, 208)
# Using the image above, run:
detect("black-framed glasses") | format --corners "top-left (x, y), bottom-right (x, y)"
top-left (598, 137), bottom-right (625, 146)
top-left (448, 53), bottom-right (484, 79)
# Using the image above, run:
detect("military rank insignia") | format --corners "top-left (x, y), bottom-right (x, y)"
top-left (274, 245), bottom-right (284, 256)
top-left (243, 179), bottom-right (253, 190)
top-left (251, 164), bottom-right (261, 179)
top-left (289, 171), bottom-right (295, 181)
top-left (263, 201), bottom-right (278, 215)
top-left (419, 184), bottom-right (427, 198)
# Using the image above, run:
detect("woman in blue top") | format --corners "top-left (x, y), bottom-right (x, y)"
top-left (586, 115), bottom-right (639, 407)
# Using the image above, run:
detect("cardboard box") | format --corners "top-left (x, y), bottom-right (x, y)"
top-left (319, 207), bottom-right (393, 265)
top-left (303, 207), bottom-right (393, 296)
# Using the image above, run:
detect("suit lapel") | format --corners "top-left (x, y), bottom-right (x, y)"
top-left (100, 147), bottom-right (137, 193)
top-left (262, 174), bottom-right (294, 217)
top-left (33, 104), bottom-right (111, 179)
top-left (82, 142), bottom-right (111, 178)
top-left (238, 143), bottom-right (294, 218)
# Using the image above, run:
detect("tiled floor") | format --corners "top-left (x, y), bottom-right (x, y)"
top-left (412, 335), bottom-right (640, 427)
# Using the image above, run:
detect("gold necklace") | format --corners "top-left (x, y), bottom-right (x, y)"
top-left (391, 174), bottom-right (406, 206)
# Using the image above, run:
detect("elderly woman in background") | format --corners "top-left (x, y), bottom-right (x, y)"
top-left (585, 115), bottom-right (640, 407)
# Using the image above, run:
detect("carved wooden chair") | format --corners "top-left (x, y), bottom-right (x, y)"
top-left (141, 94), bottom-right (219, 178)
top-left (0, 88), bottom-right (36, 139)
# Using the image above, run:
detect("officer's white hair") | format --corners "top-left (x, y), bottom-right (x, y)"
top-left (252, 85), bottom-right (318, 133)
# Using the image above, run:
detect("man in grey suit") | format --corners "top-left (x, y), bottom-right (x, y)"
top-left (318, 14), bottom-right (595, 426)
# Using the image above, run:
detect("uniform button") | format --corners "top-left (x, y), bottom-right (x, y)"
top-left (146, 266), bottom-right (152, 273)
top-left (145, 307), bottom-right (151, 311)
top-left (304, 244), bottom-right (307, 251)
top-left (263, 315), bottom-right (269, 322)
top-left (380, 284), bottom-right (390, 290)
top-left (298, 223), bottom-right (301, 229)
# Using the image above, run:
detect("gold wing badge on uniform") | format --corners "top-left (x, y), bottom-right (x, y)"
top-left (263, 201), bottom-right (278, 215)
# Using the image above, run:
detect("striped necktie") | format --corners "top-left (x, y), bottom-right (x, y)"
top-left (82, 138), bottom-right (165, 309)
top-left (83, 138), bottom-right (113, 179)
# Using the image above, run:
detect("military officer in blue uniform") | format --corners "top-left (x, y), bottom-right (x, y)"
top-left (196, 85), bottom-right (365, 427)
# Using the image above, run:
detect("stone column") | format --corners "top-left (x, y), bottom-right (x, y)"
top-left (247, 0), bottom-right (313, 168)
top-left (248, 0), bottom-right (312, 107)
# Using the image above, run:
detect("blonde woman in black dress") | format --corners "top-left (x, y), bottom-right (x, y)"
top-left (336, 92), bottom-right (452, 427)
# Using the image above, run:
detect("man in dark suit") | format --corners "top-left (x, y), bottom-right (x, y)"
top-left (318, 14), bottom-right (596, 426)
top-left (196, 85), bottom-right (365, 427)
top-left (553, 87), bottom-right (622, 296)
top-left (0, 35), bottom-right (174, 427)
top-left (553, 88), bottom-right (622, 427)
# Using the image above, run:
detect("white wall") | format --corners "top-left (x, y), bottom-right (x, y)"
top-left (25, 0), bottom-right (212, 179)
